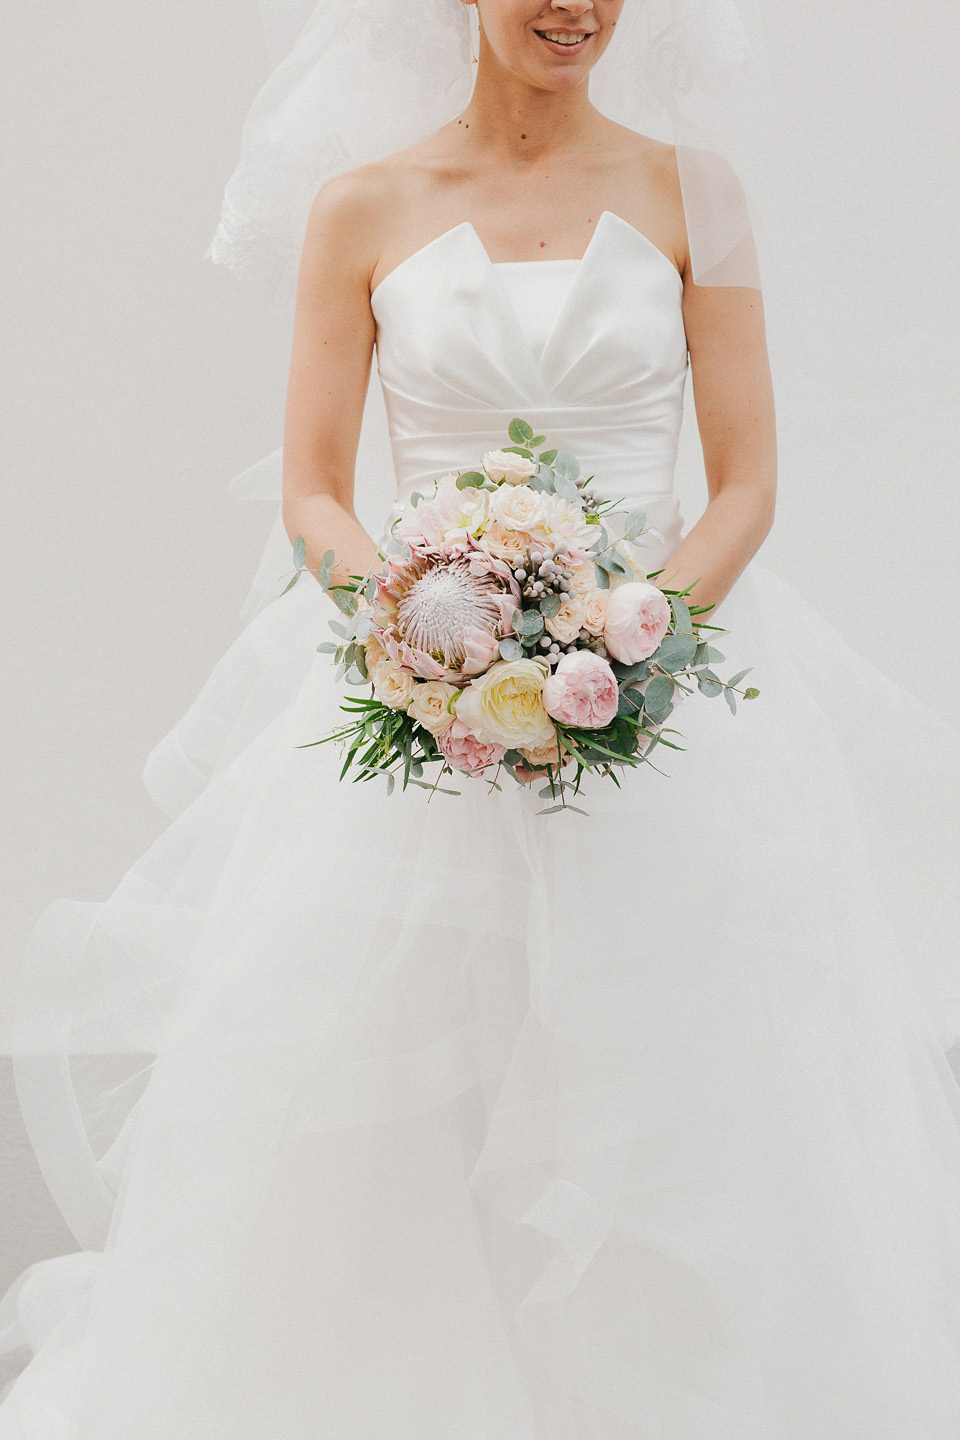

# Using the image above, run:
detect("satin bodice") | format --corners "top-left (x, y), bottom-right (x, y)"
top-left (371, 209), bottom-right (689, 558)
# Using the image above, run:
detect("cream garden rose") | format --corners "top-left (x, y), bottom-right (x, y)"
top-left (407, 679), bottom-right (458, 736)
top-left (478, 521), bottom-right (532, 564)
top-left (544, 592), bottom-right (586, 645)
top-left (454, 658), bottom-right (555, 750)
top-left (489, 484), bottom-right (545, 533)
top-left (482, 449), bottom-right (538, 485)
top-left (580, 587), bottom-right (608, 637)
top-left (371, 658), bottom-right (418, 710)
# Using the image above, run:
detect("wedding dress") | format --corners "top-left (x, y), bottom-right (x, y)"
top-left (3, 207), bottom-right (960, 1439)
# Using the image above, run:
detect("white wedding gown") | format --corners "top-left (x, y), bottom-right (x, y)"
top-left (3, 208), bottom-right (960, 1438)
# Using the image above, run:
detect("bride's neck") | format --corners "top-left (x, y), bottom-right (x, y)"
top-left (456, 60), bottom-right (604, 165)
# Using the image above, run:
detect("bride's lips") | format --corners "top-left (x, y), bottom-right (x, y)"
top-left (533, 28), bottom-right (594, 57)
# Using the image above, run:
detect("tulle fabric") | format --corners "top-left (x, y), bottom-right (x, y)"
top-left (3, 512), bottom-right (960, 1434)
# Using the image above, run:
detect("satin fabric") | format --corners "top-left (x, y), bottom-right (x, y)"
top-left (2, 211), bottom-right (960, 1438)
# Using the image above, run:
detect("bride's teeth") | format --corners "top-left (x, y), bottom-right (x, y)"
top-left (540, 31), bottom-right (586, 45)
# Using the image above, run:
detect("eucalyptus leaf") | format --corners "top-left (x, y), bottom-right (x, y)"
top-left (593, 564), bottom-right (611, 590)
top-left (652, 633), bottom-right (698, 672)
top-left (723, 687), bottom-right (738, 715)
top-left (328, 620), bottom-right (349, 639)
top-left (316, 641), bottom-right (338, 654)
top-left (281, 572), bottom-right (300, 596)
top-left (624, 509), bottom-right (648, 541)
top-left (553, 450), bottom-right (580, 482)
top-left (502, 445), bottom-right (534, 459)
top-left (456, 471), bottom-right (487, 489)
top-left (332, 588), bottom-right (359, 617)
top-left (670, 594), bottom-right (693, 634)
top-left (293, 535), bottom-right (306, 570)
top-left (539, 448), bottom-right (558, 466)
top-left (726, 667), bottom-right (752, 688)
top-left (698, 676), bottom-right (723, 698)
top-left (744, 687), bottom-right (760, 700)
top-left (321, 548), bottom-right (335, 570)
top-left (539, 592), bottom-right (562, 618)
top-left (518, 609), bottom-right (544, 639)
top-left (643, 674), bottom-right (676, 714)
top-left (553, 473), bottom-right (581, 503)
top-left (498, 636), bottom-right (524, 661)
top-left (508, 418), bottom-right (534, 444)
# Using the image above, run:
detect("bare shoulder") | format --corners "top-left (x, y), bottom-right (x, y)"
top-left (601, 121), bottom-right (688, 273)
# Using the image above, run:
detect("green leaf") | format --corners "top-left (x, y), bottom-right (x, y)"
top-left (697, 675), bottom-right (723, 698)
top-left (321, 548), bottom-right (335, 570)
top-left (652, 633), bottom-right (698, 672)
top-left (316, 641), bottom-right (338, 654)
top-left (744, 687), bottom-right (760, 700)
top-left (553, 473), bottom-right (581, 503)
top-left (726, 667), bottom-right (752, 688)
top-left (517, 609), bottom-right (544, 639)
top-left (498, 636), bottom-right (524, 661)
top-left (293, 535), bottom-right (306, 570)
top-left (456, 470), bottom-right (487, 489)
top-left (623, 509), bottom-right (648, 542)
top-left (553, 450), bottom-right (580, 482)
top-left (529, 435), bottom-right (546, 447)
top-left (281, 572), bottom-right (300, 596)
top-left (539, 592), bottom-right (562, 618)
top-left (643, 674), bottom-right (676, 714)
top-left (332, 588), bottom-right (358, 616)
top-left (501, 445), bottom-right (534, 459)
top-left (593, 564), bottom-right (611, 590)
top-left (508, 418), bottom-right (535, 444)
top-left (538, 448), bottom-right (558, 466)
top-left (723, 687), bottom-right (738, 715)
top-left (328, 620), bottom-right (349, 638)
top-left (670, 594), bottom-right (693, 634)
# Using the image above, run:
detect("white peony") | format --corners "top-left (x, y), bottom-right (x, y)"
top-left (454, 659), bottom-right (555, 750)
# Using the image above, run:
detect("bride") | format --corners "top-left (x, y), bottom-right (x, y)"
top-left (3, 0), bottom-right (960, 1435)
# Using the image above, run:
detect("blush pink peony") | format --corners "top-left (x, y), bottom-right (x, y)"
top-left (541, 650), bottom-right (619, 729)
top-left (602, 582), bottom-right (671, 664)
top-left (436, 718), bottom-right (506, 774)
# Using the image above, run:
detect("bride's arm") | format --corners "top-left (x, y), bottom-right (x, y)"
top-left (653, 274), bottom-right (777, 618)
top-left (281, 176), bottom-right (384, 588)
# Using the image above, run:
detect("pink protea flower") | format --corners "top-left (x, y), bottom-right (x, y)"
top-left (374, 544), bottom-right (520, 682)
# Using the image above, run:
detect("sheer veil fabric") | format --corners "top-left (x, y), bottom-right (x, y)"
top-left (1, 0), bottom-right (960, 1434)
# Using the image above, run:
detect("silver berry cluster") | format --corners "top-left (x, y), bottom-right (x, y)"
top-left (575, 474), bottom-right (601, 514)
top-left (513, 548), bottom-right (573, 602)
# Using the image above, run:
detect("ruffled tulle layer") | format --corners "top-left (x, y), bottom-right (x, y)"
top-left (2, 527), bottom-right (960, 1437)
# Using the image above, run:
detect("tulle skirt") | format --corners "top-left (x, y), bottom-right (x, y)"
top-left (2, 508), bottom-right (960, 1438)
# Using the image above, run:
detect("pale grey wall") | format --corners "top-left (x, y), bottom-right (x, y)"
top-left (0, 2), bottom-right (288, 1293)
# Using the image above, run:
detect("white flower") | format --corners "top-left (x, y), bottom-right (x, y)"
top-left (371, 658), bottom-right (418, 710)
top-left (544, 592), bottom-right (586, 645)
top-left (454, 659), bottom-right (555, 750)
top-left (433, 477), bottom-right (491, 542)
top-left (489, 484), bottom-right (546, 533)
top-left (483, 449), bottom-right (538, 485)
top-left (580, 588), bottom-right (608, 636)
top-left (407, 679), bottom-right (458, 736)
top-left (530, 494), bottom-right (595, 551)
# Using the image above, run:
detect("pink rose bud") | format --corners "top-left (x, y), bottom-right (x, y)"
top-left (603, 582), bottom-right (671, 664)
top-left (541, 650), bottom-right (620, 729)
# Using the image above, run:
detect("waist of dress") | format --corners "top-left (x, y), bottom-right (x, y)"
top-left (380, 395), bottom-right (683, 506)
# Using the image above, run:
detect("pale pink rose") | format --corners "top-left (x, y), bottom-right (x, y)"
top-left (544, 592), bottom-right (586, 645)
top-left (483, 449), bottom-right (538, 485)
top-left (569, 561), bottom-right (599, 597)
top-left (436, 718), bottom-right (506, 774)
top-left (478, 521), bottom-right (531, 564)
top-left (518, 734), bottom-right (565, 768)
top-left (541, 650), bottom-right (619, 729)
top-left (580, 587), bottom-right (608, 636)
top-left (603, 581), bottom-right (671, 664)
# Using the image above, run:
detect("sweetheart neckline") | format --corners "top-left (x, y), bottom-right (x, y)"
top-left (369, 209), bottom-right (683, 303)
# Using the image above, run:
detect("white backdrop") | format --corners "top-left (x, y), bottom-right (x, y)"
top-left (2, 0), bottom-right (958, 1307)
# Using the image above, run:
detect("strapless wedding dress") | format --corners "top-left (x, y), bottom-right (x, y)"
top-left (3, 210), bottom-right (960, 1438)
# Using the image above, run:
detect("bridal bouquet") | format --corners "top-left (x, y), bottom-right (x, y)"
top-left (286, 421), bottom-right (757, 812)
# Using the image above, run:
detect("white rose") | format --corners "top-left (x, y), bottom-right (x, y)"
top-left (544, 592), bottom-right (586, 645)
top-left (407, 679), bottom-right (458, 736)
top-left (372, 658), bottom-right (418, 710)
top-left (490, 484), bottom-right (546, 533)
top-left (483, 449), bottom-right (538, 485)
top-left (569, 561), bottom-right (598, 596)
top-left (580, 587), bottom-right (608, 637)
top-left (454, 659), bottom-right (555, 750)
top-left (477, 521), bottom-right (531, 564)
